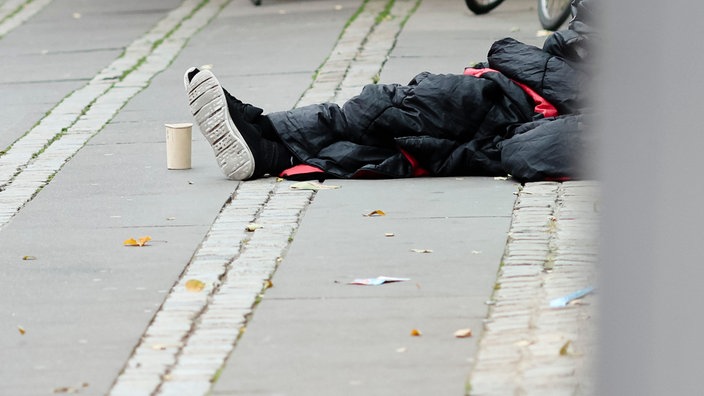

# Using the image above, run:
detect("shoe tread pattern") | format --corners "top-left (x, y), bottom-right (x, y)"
top-left (186, 70), bottom-right (254, 180)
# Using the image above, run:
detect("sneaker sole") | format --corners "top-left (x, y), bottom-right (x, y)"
top-left (184, 67), bottom-right (255, 181)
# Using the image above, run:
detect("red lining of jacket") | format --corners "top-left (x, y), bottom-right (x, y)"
top-left (463, 68), bottom-right (559, 117)
top-left (399, 148), bottom-right (430, 177)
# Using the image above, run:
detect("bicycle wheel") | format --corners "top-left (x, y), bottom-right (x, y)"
top-left (464, 0), bottom-right (505, 15)
top-left (537, 0), bottom-right (572, 30)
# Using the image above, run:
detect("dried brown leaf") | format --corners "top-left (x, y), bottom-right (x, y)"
top-left (364, 210), bottom-right (386, 217)
top-left (559, 340), bottom-right (572, 356)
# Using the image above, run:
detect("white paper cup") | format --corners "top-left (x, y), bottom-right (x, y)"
top-left (165, 123), bottom-right (192, 169)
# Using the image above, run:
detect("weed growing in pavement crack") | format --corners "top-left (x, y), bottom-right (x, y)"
top-left (376, 0), bottom-right (396, 24)
top-left (0, 1), bottom-right (28, 31)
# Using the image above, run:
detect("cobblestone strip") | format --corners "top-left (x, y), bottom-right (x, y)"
top-left (0, 0), bottom-right (53, 38)
top-left (297, 0), bottom-right (420, 107)
top-left (295, 0), bottom-right (386, 107)
top-left (156, 183), bottom-right (313, 396)
top-left (0, 0), bottom-right (228, 229)
top-left (468, 181), bottom-right (599, 395)
top-left (109, 179), bottom-right (313, 396)
top-left (334, 0), bottom-right (419, 103)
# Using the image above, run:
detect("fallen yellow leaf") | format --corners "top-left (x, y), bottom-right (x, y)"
top-left (263, 279), bottom-right (274, 289)
top-left (18, 325), bottom-right (25, 335)
top-left (123, 236), bottom-right (151, 247)
top-left (364, 210), bottom-right (386, 217)
top-left (454, 328), bottom-right (473, 338)
top-left (22, 255), bottom-right (36, 260)
top-left (185, 279), bottom-right (205, 292)
top-left (410, 328), bottom-right (422, 336)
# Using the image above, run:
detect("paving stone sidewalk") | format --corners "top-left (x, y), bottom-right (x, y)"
top-left (0, 1), bottom-right (598, 395)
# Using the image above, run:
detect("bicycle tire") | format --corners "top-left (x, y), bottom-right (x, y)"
top-left (464, 0), bottom-right (505, 15)
top-left (537, 0), bottom-right (572, 30)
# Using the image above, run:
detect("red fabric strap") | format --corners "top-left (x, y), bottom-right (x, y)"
top-left (278, 164), bottom-right (325, 178)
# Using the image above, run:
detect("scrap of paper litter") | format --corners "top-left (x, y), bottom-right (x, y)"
top-left (549, 286), bottom-right (595, 308)
top-left (349, 276), bottom-right (410, 286)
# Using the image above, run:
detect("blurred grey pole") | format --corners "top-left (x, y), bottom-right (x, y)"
top-left (598, 0), bottom-right (704, 395)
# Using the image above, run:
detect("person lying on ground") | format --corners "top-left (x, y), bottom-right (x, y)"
top-left (184, 0), bottom-right (596, 183)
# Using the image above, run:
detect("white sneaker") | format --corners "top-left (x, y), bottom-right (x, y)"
top-left (184, 67), bottom-right (255, 181)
